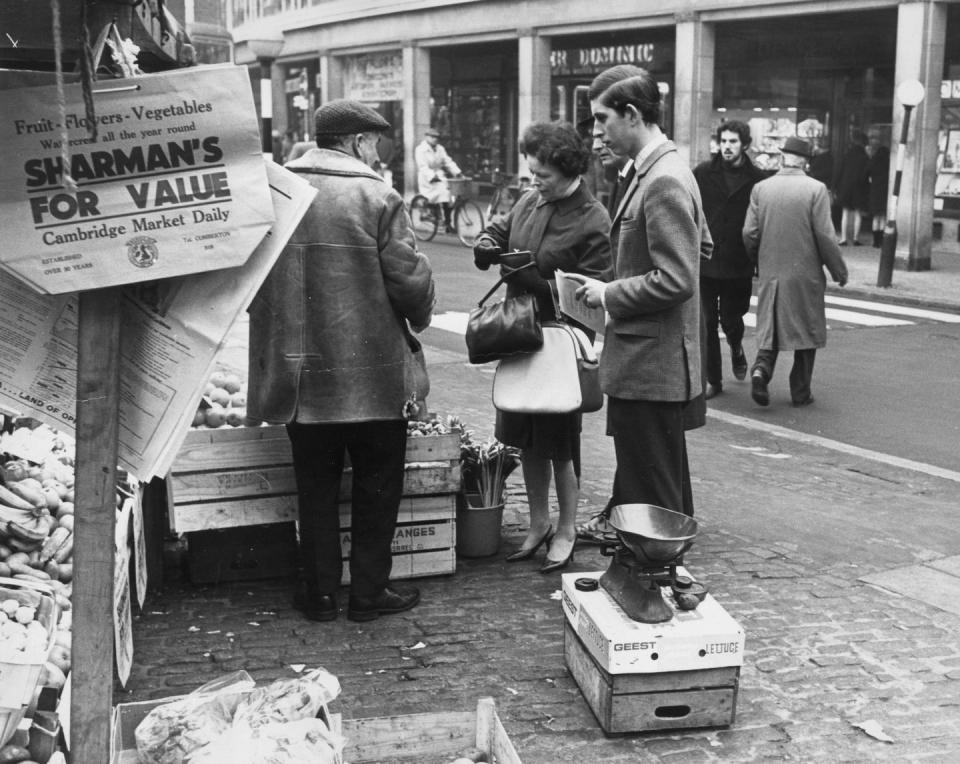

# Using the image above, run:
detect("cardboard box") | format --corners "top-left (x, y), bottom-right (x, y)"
top-left (564, 621), bottom-right (739, 734)
top-left (560, 570), bottom-right (745, 675)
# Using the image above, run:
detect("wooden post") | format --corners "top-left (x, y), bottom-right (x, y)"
top-left (71, 287), bottom-right (123, 763)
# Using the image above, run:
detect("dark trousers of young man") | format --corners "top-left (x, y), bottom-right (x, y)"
top-left (286, 420), bottom-right (407, 599)
top-left (752, 348), bottom-right (817, 404)
top-left (700, 276), bottom-right (753, 387)
top-left (606, 398), bottom-right (694, 517)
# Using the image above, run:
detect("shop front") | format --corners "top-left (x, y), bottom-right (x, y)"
top-left (934, 4), bottom-right (960, 250)
top-left (549, 29), bottom-right (676, 136)
top-left (712, 8), bottom-right (897, 176)
top-left (429, 42), bottom-right (519, 182)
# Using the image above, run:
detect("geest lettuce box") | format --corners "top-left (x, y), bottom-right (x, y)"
top-left (561, 570), bottom-right (745, 674)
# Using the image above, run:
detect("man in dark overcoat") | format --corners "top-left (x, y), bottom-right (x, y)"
top-left (247, 100), bottom-right (436, 622)
top-left (693, 120), bottom-right (768, 399)
top-left (743, 136), bottom-right (848, 408)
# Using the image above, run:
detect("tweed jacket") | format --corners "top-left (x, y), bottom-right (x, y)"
top-left (247, 148), bottom-right (435, 424)
top-left (742, 167), bottom-right (848, 351)
top-left (601, 141), bottom-right (706, 402)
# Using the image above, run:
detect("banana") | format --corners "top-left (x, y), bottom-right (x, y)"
top-left (6, 520), bottom-right (50, 545)
top-left (40, 527), bottom-right (72, 566)
top-left (6, 535), bottom-right (42, 553)
top-left (5, 481), bottom-right (46, 509)
top-left (53, 532), bottom-right (74, 563)
top-left (0, 482), bottom-right (40, 511)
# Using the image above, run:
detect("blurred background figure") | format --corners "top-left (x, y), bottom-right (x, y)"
top-left (832, 129), bottom-right (870, 245)
top-left (866, 129), bottom-right (891, 248)
top-left (415, 127), bottom-right (462, 232)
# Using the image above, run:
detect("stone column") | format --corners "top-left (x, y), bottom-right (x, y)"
top-left (673, 11), bottom-right (715, 168)
top-left (517, 30), bottom-right (551, 175)
top-left (893, 1), bottom-right (946, 271)
top-left (404, 43), bottom-right (431, 200)
top-left (318, 52), bottom-right (343, 104)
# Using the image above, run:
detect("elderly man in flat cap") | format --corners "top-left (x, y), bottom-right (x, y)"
top-left (414, 126), bottom-right (462, 232)
top-left (742, 136), bottom-right (848, 408)
top-left (248, 99), bottom-right (436, 623)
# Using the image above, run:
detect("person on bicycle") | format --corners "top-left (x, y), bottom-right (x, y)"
top-left (415, 127), bottom-right (462, 232)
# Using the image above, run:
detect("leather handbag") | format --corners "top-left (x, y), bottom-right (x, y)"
top-left (492, 323), bottom-right (602, 414)
top-left (465, 259), bottom-right (542, 364)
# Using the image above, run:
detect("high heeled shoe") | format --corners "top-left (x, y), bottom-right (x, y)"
top-left (539, 539), bottom-right (576, 574)
top-left (505, 524), bottom-right (554, 562)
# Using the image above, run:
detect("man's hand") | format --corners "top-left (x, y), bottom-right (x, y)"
top-left (569, 274), bottom-right (607, 309)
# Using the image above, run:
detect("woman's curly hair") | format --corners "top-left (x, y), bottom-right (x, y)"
top-left (519, 121), bottom-right (591, 179)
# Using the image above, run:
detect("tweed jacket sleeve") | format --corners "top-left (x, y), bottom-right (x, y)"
top-left (604, 172), bottom-right (698, 319)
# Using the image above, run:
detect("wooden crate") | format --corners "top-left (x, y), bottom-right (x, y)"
top-left (184, 494), bottom-right (457, 585)
top-left (564, 622), bottom-right (738, 735)
top-left (167, 426), bottom-right (460, 533)
top-left (111, 696), bottom-right (522, 764)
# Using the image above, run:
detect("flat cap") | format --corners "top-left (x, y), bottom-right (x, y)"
top-left (314, 99), bottom-right (390, 136)
top-left (425, 127), bottom-right (440, 137)
top-left (781, 136), bottom-right (812, 158)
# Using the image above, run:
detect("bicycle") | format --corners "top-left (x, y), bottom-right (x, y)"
top-left (409, 176), bottom-right (485, 247)
top-left (485, 171), bottom-right (531, 227)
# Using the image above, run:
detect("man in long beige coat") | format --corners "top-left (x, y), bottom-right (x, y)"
top-left (742, 136), bottom-right (848, 407)
top-left (575, 69), bottom-right (707, 517)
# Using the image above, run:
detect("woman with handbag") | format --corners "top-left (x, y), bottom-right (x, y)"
top-left (473, 120), bottom-right (611, 573)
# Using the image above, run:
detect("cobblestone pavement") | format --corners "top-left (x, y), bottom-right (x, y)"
top-left (116, 253), bottom-right (960, 762)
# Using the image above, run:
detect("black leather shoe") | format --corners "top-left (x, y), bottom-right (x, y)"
top-left (539, 540), bottom-right (575, 574)
top-left (751, 371), bottom-right (770, 407)
top-left (505, 524), bottom-right (553, 562)
top-left (293, 586), bottom-right (338, 622)
top-left (792, 396), bottom-right (815, 407)
top-left (704, 383), bottom-right (722, 400)
top-left (731, 345), bottom-right (748, 380)
top-left (348, 585), bottom-right (420, 622)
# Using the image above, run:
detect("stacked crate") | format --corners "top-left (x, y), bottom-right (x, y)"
top-left (166, 425), bottom-right (460, 584)
top-left (560, 570), bottom-right (744, 734)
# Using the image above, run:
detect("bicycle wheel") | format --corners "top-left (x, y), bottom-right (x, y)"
top-left (454, 199), bottom-right (485, 247)
top-left (408, 195), bottom-right (438, 242)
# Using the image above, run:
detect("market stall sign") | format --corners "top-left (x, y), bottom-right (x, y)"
top-left (0, 64), bottom-right (275, 294)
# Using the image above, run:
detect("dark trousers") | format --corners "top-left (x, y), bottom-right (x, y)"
top-left (286, 420), bottom-right (407, 598)
top-left (752, 348), bottom-right (817, 403)
top-left (700, 275), bottom-right (753, 386)
top-left (606, 398), bottom-right (694, 517)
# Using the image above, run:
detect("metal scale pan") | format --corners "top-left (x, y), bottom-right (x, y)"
top-left (599, 504), bottom-right (698, 623)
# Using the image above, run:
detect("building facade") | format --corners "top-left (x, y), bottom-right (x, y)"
top-left (231, 0), bottom-right (960, 269)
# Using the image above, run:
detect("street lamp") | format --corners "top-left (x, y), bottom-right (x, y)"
top-left (247, 35), bottom-right (285, 161)
top-left (877, 78), bottom-right (925, 288)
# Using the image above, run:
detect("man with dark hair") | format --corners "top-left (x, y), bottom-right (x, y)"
top-left (574, 69), bottom-right (708, 518)
top-left (248, 99), bottom-right (436, 622)
top-left (743, 136), bottom-right (848, 408)
top-left (693, 121), bottom-right (767, 399)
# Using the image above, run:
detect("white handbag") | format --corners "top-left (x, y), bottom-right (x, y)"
top-left (492, 324), bottom-right (601, 414)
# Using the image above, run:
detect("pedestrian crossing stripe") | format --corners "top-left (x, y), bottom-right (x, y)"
top-left (430, 295), bottom-right (959, 341)
top-left (825, 295), bottom-right (960, 323)
top-left (745, 296), bottom-right (912, 328)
